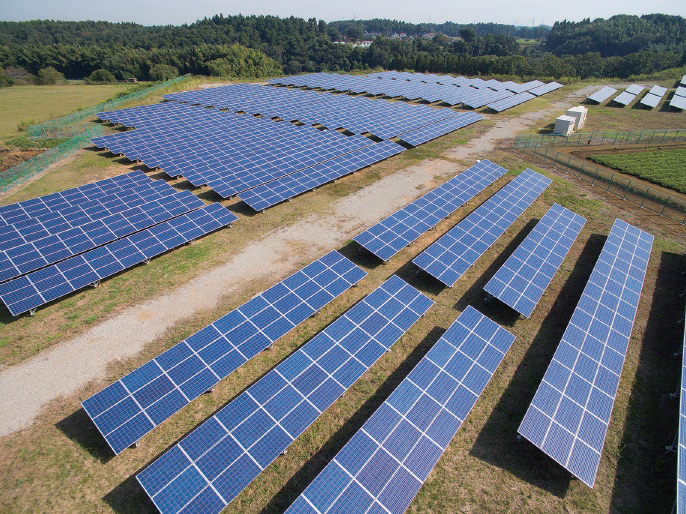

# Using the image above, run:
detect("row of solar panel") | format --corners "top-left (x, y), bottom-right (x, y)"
top-left (0, 203), bottom-right (237, 316)
top-left (368, 70), bottom-right (545, 94)
top-left (163, 83), bottom-right (462, 140)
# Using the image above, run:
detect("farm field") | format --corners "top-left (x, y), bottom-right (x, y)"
top-left (0, 77), bottom-right (684, 514)
top-left (0, 84), bottom-right (134, 139)
top-left (588, 148), bottom-right (686, 194)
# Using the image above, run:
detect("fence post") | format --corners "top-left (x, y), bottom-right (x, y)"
top-left (606, 175), bottom-right (613, 192)
top-left (660, 197), bottom-right (669, 216)
top-left (622, 180), bottom-right (630, 200)
top-left (640, 188), bottom-right (648, 208)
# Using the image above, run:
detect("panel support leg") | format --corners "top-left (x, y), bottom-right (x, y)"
top-left (91, 280), bottom-right (101, 288)
top-left (29, 308), bottom-right (36, 317)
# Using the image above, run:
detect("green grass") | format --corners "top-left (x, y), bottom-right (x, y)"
top-left (588, 148), bottom-right (686, 194)
top-left (0, 84), bottom-right (134, 140)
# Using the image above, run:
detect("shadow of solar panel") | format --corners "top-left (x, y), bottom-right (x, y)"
top-left (286, 306), bottom-right (514, 514)
top-left (587, 87), bottom-right (617, 104)
top-left (136, 275), bottom-right (433, 514)
top-left (0, 204), bottom-right (236, 317)
top-left (238, 140), bottom-right (403, 211)
top-left (517, 218), bottom-right (653, 488)
top-left (354, 160), bottom-right (507, 261)
top-left (413, 169), bottom-right (552, 287)
top-left (82, 250), bottom-right (365, 455)
top-left (484, 204), bottom-right (586, 317)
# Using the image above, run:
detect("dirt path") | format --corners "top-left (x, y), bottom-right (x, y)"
top-left (0, 87), bottom-right (590, 437)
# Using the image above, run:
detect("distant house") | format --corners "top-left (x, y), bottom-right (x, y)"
top-left (126, 77), bottom-right (137, 83)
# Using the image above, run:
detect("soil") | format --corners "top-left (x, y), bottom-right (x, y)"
top-left (0, 149), bottom-right (42, 173)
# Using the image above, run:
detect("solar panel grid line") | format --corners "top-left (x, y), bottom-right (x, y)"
top-left (413, 169), bottom-right (552, 287)
top-left (0, 204), bottom-right (237, 317)
top-left (136, 275), bottom-right (434, 514)
top-left (286, 306), bottom-right (515, 514)
top-left (353, 160), bottom-right (508, 261)
top-left (483, 203), bottom-right (586, 317)
top-left (517, 219), bottom-right (653, 487)
top-left (82, 250), bottom-right (366, 455)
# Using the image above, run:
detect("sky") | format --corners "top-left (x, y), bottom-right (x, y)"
top-left (1, 0), bottom-right (685, 26)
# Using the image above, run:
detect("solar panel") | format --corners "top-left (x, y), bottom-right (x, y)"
top-left (676, 86), bottom-right (686, 98)
top-left (484, 203), bottom-right (586, 317)
top-left (83, 250), bottom-right (366, 455)
top-left (413, 169), bottom-right (552, 287)
top-left (612, 92), bottom-right (636, 107)
top-left (624, 84), bottom-right (644, 96)
top-left (398, 112), bottom-right (483, 146)
top-left (354, 160), bottom-right (508, 261)
top-left (639, 93), bottom-right (661, 109)
top-left (238, 140), bottom-right (403, 211)
top-left (518, 219), bottom-right (653, 487)
top-left (136, 275), bottom-right (434, 514)
top-left (671, 95), bottom-right (686, 111)
top-left (0, 204), bottom-right (237, 317)
top-left (487, 92), bottom-right (536, 112)
top-left (528, 82), bottom-right (563, 96)
top-left (286, 306), bottom-right (514, 514)
top-left (678, 301), bottom-right (686, 513)
top-left (0, 190), bottom-right (204, 283)
top-left (587, 87), bottom-right (617, 104)
top-left (682, 75), bottom-right (686, 87)
top-left (648, 85), bottom-right (667, 97)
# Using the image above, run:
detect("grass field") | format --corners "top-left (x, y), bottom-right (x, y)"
top-left (0, 84), bottom-right (134, 140)
top-left (588, 148), bottom-right (686, 194)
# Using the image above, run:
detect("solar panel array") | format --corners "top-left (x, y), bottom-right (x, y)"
top-left (678, 300), bottom-right (686, 513)
top-left (639, 93), bottom-right (662, 109)
top-left (671, 86), bottom-right (686, 110)
top-left (162, 83), bottom-right (464, 140)
top-left (93, 102), bottom-right (384, 199)
top-left (83, 250), bottom-right (366, 454)
top-left (286, 306), bottom-right (515, 514)
top-left (612, 92), bottom-right (636, 107)
top-left (270, 72), bottom-right (559, 110)
top-left (682, 75), bottom-right (686, 87)
top-left (413, 169), bottom-right (552, 287)
top-left (354, 160), bottom-right (508, 261)
top-left (528, 82), bottom-right (564, 96)
top-left (518, 219), bottom-right (653, 487)
top-left (649, 85), bottom-right (668, 97)
top-left (399, 112), bottom-right (483, 145)
top-left (624, 84), bottom-right (644, 95)
top-left (676, 86), bottom-right (686, 98)
top-left (137, 275), bottom-right (433, 514)
top-left (484, 203), bottom-right (586, 318)
top-left (0, 203), bottom-right (236, 316)
top-left (587, 87), bottom-right (617, 104)
top-left (487, 92), bottom-right (537, 112)
top-left (239, 140), bottom-right (404, 211)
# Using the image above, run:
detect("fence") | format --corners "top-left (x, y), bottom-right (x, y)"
top-left (518, 145), bottom-right (686, 224)
top-left (0, 127), bottom-right (103, 193)
top-left (515, 129), bottom-right (686, 149)
top-left (27, 75), bottom-right (189, 138)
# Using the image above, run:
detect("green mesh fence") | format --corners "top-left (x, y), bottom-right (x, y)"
top-left (518, 145), bottom-right (686, 224)
top-left (27, 75), bottom-right (189, 139)
top-left (0, 127), bottom-right (103, 193)
top-left (515, 129), bottom-right (686, 149)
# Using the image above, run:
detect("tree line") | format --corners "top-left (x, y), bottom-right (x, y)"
top-left (0, 14), bottom-right (684, 86)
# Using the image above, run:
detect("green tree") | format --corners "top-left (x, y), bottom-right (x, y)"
top-left (149, 64), bottom-right (179, 81)
top-left (460, 27), bottom-right (477, 43)
top-left (36, 66), bottom-right (65, 85)
top-left (87, 68), bottom-right (115, 83)
top-left (0, 67), bottom-right (13, 87)
top-left (346, 25), bottom-right (364, 41)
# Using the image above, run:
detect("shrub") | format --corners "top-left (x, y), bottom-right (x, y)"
top-left (87, 69), bottom-right (116, 83)
top-left (149, 64), bottom-right (179, 81)
top-left (36, 67), bottom-right (66, 85)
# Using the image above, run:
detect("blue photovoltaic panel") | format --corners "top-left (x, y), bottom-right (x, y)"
top-left (587, 87), bottom-right (617, 104)
top-left (624, 84), bottom-right (644, 96)
top-left (612, 92), bottom-right (636, 107)
top-left (0, 189), bottom-right (204, 283)
top-left (677, 300), bottom-right (686, 513)
top-left (0, 204), bottom-right (237, 317)
top-left (413, 169), bottom-right (552, 287)
top-left (238, 140), bottom-right (403, 211)
top-left (487, 92), bottom-right (536, 112)
top-left (677, 86), bottom-right (686, 98)
top-left (529, 82), bottom-right (563, 96)
top-left (286, 306), bottom-right (514, 514)
top-left (639, 93), bottom-right (661, 109)
top-left (398, 112), bottom-right (483, 146)
top-left (518, 219), bottom-right (653, 487)
top-left (354, 160), bottom-right (508, 261)
top-left (484, 204), bottom-right (586, 318)
top-left (83, 251), bottom-right (366, 455)
top-left (137, 275), bottom-right (433, 514)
